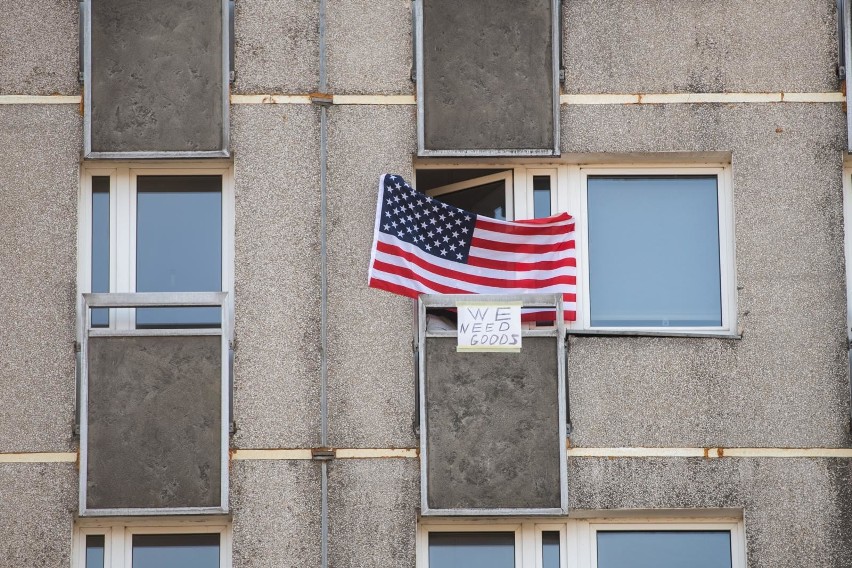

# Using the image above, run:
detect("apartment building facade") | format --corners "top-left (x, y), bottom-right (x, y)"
top-left (2, 0), bottom-right (851, 566)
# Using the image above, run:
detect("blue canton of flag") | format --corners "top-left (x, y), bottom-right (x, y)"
top-left (378, 175), bottom-right (477, 263)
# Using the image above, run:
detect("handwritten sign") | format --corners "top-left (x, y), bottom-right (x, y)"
top-left (456, 301), bottom-right (522, 352)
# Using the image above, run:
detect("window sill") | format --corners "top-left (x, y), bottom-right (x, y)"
top-left (567, 329), bottom-right (742, 339)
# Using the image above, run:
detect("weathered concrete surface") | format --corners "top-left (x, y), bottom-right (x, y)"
top-left (564, 0), bottom-right (839, 94)
top-left (426, 337), bottom-right (561, 510)
top-left (231, 104), bottom-right (323, 448)
top-left (564, 103), bottom-right (850, 448)
top-left (326, 0), bottom-right (413, 95)
top-left (570, 457), bottom-right (852, 568)
top-left (328, 459), bottom-right (419, 568)
top-left (87, 335), bottom-right (221, 510)
top-left (231, 460), bottom-right (321, 568)
top-left (326, 105), bottom-right (418, 448)
top-left (0, 463), bottom-right (76, 567)
top-left (0, 106), bottom-right (79, 452)
top-left (0, 0), bottom-right (79, 95)
top-left (234, 0), bottom-right (319, 94)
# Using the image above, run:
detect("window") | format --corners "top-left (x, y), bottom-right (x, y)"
top-left (74, 519), bottom-right (231, 568)
top-left (79, 164), bottom-right (235, 334)
top-left (416, 164), bottom-right (736, 336)
top-left (418, 519), bottom-right (745, 568)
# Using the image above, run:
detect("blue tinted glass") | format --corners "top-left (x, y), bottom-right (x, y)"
top-left (429, 532), bottom-right (514, 568)
top-left (587, 176), bottom-right (722, 327)
top-left (133, 534), bottom-right (219, 568)
top-left (542, 531), bottom-right (560, 568)
top-left (533, 176), bottom-right (551, 218)
top-left (136, 176), bottom-right (222, 328)
top-left (597, 531), bottom-right (732, 568)
top-left (85, 534), bottom-right (105, 568)
top-left (91, 178), bottom-right (110, 327)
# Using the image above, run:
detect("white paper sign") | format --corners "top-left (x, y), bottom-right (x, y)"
top-left (456, 301), bottom-right (522, 352)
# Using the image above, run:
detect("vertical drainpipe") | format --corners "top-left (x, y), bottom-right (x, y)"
top-left (318, 0), bottom-right (330, 566)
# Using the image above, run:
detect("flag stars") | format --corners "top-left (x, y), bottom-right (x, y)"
top-left (440, 249), bottom-right (448, 256)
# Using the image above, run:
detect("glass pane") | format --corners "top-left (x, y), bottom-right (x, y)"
top-left (136, 176), bottom-right (222, 328)
top-left (85, 534), bottom-right (105, 568)
top-left (429, 532), bottom-right (514, 568)
top-left (132, 534), bottom-right (219, 568)
top-left (597, 531), bottom-right (732, 568)
top-left (533, 175), bottom-right (551, 218)
top-left (587, 176), bottom-right (722, 327)
top-left (433, 180), bottom-right (508, 220)
top-left (91, 177), bottom-right (110, 327)
top-left (542, 531), bottom-right (560, 568)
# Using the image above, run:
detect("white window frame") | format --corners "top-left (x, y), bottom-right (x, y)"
top-left (73, 517), bottom-right (232, 568)
top-left (417, 163), bottom-right (737, 337)
top-left (77, 162), bottom-right (235, 340)
top-left (417, 517), bottom-right (746, 568)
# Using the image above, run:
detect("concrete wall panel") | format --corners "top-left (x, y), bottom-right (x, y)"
top-left (234, 0), bottom-right (319, 94)
top-left (564, 103), bottom-right (849, 448)
top-left (231, 460), bottom-right (321, 568)
top-left (570, 457), bottom-right (852, 568)
top-left (564, 0), bottom-right (839, 94)
top-left (328, 459), bottom-right (419, 568)
top-left (1, 0), bottom-right (78, 95)
top-left (232, 104), bottom-right (323, 448)
top-left (326, 0), bottom-right (413, 95)
top-left (0, 106), bottom-right (79, 452)
top-left (0, 463), bottom-right (76, 567)
top-left (326, 105), bottom-right (418, 448)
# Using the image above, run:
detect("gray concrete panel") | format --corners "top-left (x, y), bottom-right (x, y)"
top-left (570, 457), bottom-right (852, 568)
top-left (0, 106), bottom-right (79, 453)
top-left (231, 460), bottom-right (321, 568)
top-left (425, 337), bottom-right (561, 510)
top-left (90, 0), bottom-right (224, 153)
top-left (0, 0), bottom-right (79, 95)
top-left (233, 0), bottom-right (319, 94)
top-left (326, 0), bottom-right (413, 95)
top-left (325, 105), bottom-right (418, 448)
top-left (231, 104), bottom-right (323, 448)
top-left (563, 103), bottom-right (849, 448)
top-left (422, 0), bottom-right (555, 151)
top-left (86, 335), bottom-right (221, 510)
top-left (328, 459), bottom-right (419, 568)
top-left (563, 0), bottom-right (839, 94)
top-left (0, 463), bottom-right (76, 567)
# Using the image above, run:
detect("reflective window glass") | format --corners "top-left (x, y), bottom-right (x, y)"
top-left (429, 532), bottom-right (515, 568)
top-left (132, 533), bottom-right (219, 568)
top-left (533, 175), bottom-right (551, 218)
top-left (434, 181), bottom-right (507, 220)
top-left (85, 534), bottom-right (105, 568)
top-left (91, 177), bottom-right (110, 327)
top-left (136, 175), bottom-right (222, 328)
top-left (587, 176), bottom-right (722, 327)
top-left (542, 531), bottom-right (560, 568)
top-left (597, 531), bottom-right (732, 568)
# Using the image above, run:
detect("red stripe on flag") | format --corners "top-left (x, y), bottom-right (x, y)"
top-left (476, 217), bottom-right (575, 236)
top-left (471, 236), bottom-right (576, 254)
top-left (465, 253), bottom-right (576, 271)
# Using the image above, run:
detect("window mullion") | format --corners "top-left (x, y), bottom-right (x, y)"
top-left (115, 168), bottom-right (134, 330)
top-left (521, 523), bottom-right (536, 568)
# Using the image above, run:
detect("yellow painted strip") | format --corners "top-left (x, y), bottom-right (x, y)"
top-left (0, 452), bottom-right (77, 463)
top-left (567, 447), bottom-right (852, 458)
top-left (230, 94), bottom-right (312, 105)
top-left (0, 95), bottom-right (81, 105)
top-left (561, 92), bottom-right (843, 105)
top-left (232, 449), bottom-right (313, 460)
top-left (332, 94), bottom-right (416, 105)
top-left (720, 447), bottom-right (852, 458)
top-left (335, 448), bottom-right (418, 459)
top-left (567, 447), bottom-right (706, 458)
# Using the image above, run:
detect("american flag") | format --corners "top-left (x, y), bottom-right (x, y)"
top-left (368, 174), bottom-right (577, 321)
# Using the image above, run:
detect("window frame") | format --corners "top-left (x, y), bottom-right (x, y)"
top-left (77, 162), bottom-right (236, 340)
top-left (73, 518), bottom-right (232, 568)
top-left (417, 517), bottom-right (746, 568)
top-left (416, 163), bottom-right (738, 337)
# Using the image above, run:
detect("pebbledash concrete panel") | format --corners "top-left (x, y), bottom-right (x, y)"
top-left (88, 0), bottom-right (226, 155)
top-left (86, 335), bottom-right (221, 510)
top-left (419, 0), bottom-right (557, 154)
top-left (425, 337), bottom-right (561, 511)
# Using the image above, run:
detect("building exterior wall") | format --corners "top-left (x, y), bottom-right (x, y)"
top-left (1, 1), bottom-right (850, 567)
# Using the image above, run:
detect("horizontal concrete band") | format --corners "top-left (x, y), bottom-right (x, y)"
top-left (6, 447), bottom-right (852, 463)
top-left (0, 93), bottom-right (844, 106)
